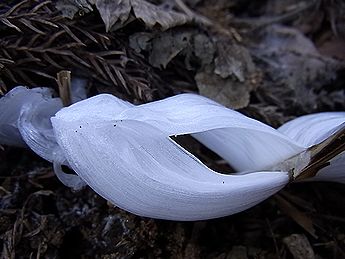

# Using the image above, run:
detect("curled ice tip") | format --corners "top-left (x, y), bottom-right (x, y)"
top-left (18, 97), bottom-right (63, 162)
top-left (0, 86), bottom-right (53, 147)
top-left (279, 112), bottom-right (345, 183)
top-left (53, 148), bottom-right (87, 191)
top-left (278, 112), bottom-right (345, 147)
top-left (0, 77), bottom-right (88, 158)
top-left (314, 152), bottom-right (345, 183)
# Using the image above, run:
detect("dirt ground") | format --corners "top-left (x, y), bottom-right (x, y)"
top-left (1, 1), bottom-right (345, 258)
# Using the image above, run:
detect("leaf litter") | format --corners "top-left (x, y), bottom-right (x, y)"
top-left (1, 0), bottom-right (345, 258)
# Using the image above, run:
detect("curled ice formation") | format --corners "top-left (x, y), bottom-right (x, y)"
top-left (0, 86), bottom-right (344, 220)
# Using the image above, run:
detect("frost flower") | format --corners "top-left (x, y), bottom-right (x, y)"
top-left (0, 86), bottom-right (344, 220)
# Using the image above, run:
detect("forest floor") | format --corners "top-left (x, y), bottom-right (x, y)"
top-left (1, 0), bottom-right (345, 258)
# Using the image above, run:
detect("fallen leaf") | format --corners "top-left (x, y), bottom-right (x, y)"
top-left (130, 30), bottom-right (214, 70)
top-left (254, 25), bottom-right (344, 114)
top-left (215, 42), bottom-right (255, 82)
top-left (129, 32), bottom-right (154, 53)
top-left (195, 68), bottom-right (254, 109)
top-left (149, 30), bottom-right (192, 68)
top-left (55, 0), bottom-right (191, 31)
top-left (95, 0), bottom-right (131, 32)
top-left (55, 0), bottom-right (93, 19)
top-left (131, 0), bottom-right (191, 31)
top-left (283, 234), bottom-right (315, 259)
top-left (193, 33), bottom-right (215, 67)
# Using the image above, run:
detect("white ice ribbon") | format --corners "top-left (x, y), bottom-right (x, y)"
top-left (0, 86), bottom-right (344, 220)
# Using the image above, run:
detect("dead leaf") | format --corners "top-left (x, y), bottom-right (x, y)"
top-left (193, 33), bottom-right (215, 67)
top-left (130, 30), bottom-right (215, 70)
top-left (283, 234), bottom-right (315, 259)
top-left (195, 68), bottom-right (254, 109)
top-left (131, 0), bottom-right (191, 31)
top-left (58, 0), bottom-right (192, 31)
top-left (129, 32), bottom-right (154, 53)
top-left (254, 25), bottom-right (343, 114)
top-left (149, 30), bottom-right (192, 68)
top-left (95, 0), bottom-right (131, 32)
top-left (215, 42), bottom-right (255, 82)
top-left (55, 0), bottom-right (93, 19)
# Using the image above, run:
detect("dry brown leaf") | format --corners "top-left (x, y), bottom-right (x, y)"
top-left (129, 32), bottom-right (154, 53)
top-left (195, 69), bottom-right (253, 109)
top-left (193, 33), bottom-right (215, 67)
top-left (215, 42), bottom-right (255, 82)
top-left (283, 234), bottom-right (315, 259)
top-left (55, 0), bottom-right (93, 19)
top-left (131, 0), bottom-right (191, 31)
top-left (56, 0), bottom-right (191, 31)
top-left (95, 0), bottom-right (131, 32)
top-left (149, 30), bottom-right (192, 68)
top-left (254, 25), bottom-right (344, 114)
top-left (130, 30), bottom-right (214, 69)
top-left (196, 40), bottom-right (257, 109)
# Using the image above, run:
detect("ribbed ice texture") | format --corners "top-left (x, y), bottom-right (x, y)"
top-left (18, 97), bottom-right (63, 162)
top-left (58, 94), bottom-right (305, 171)
top-left (51, 117), bottom-right (289, 220)
top-left (1, 87), bottom-right (344, 220)
top-left (278, 112), bottom-right (345, 147)
top-left (52, 94), bottom-right (302, 220)
top-left (118, 94), bottom-right (305, 171)
top-left (315, 152), bottom-right (345, 183)
top-left (0, 86), bottom-right (54, 147)
top-left (0, 83), bottom-right (87, 190)
top-left (279, 112), bottom-right (345, 183)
